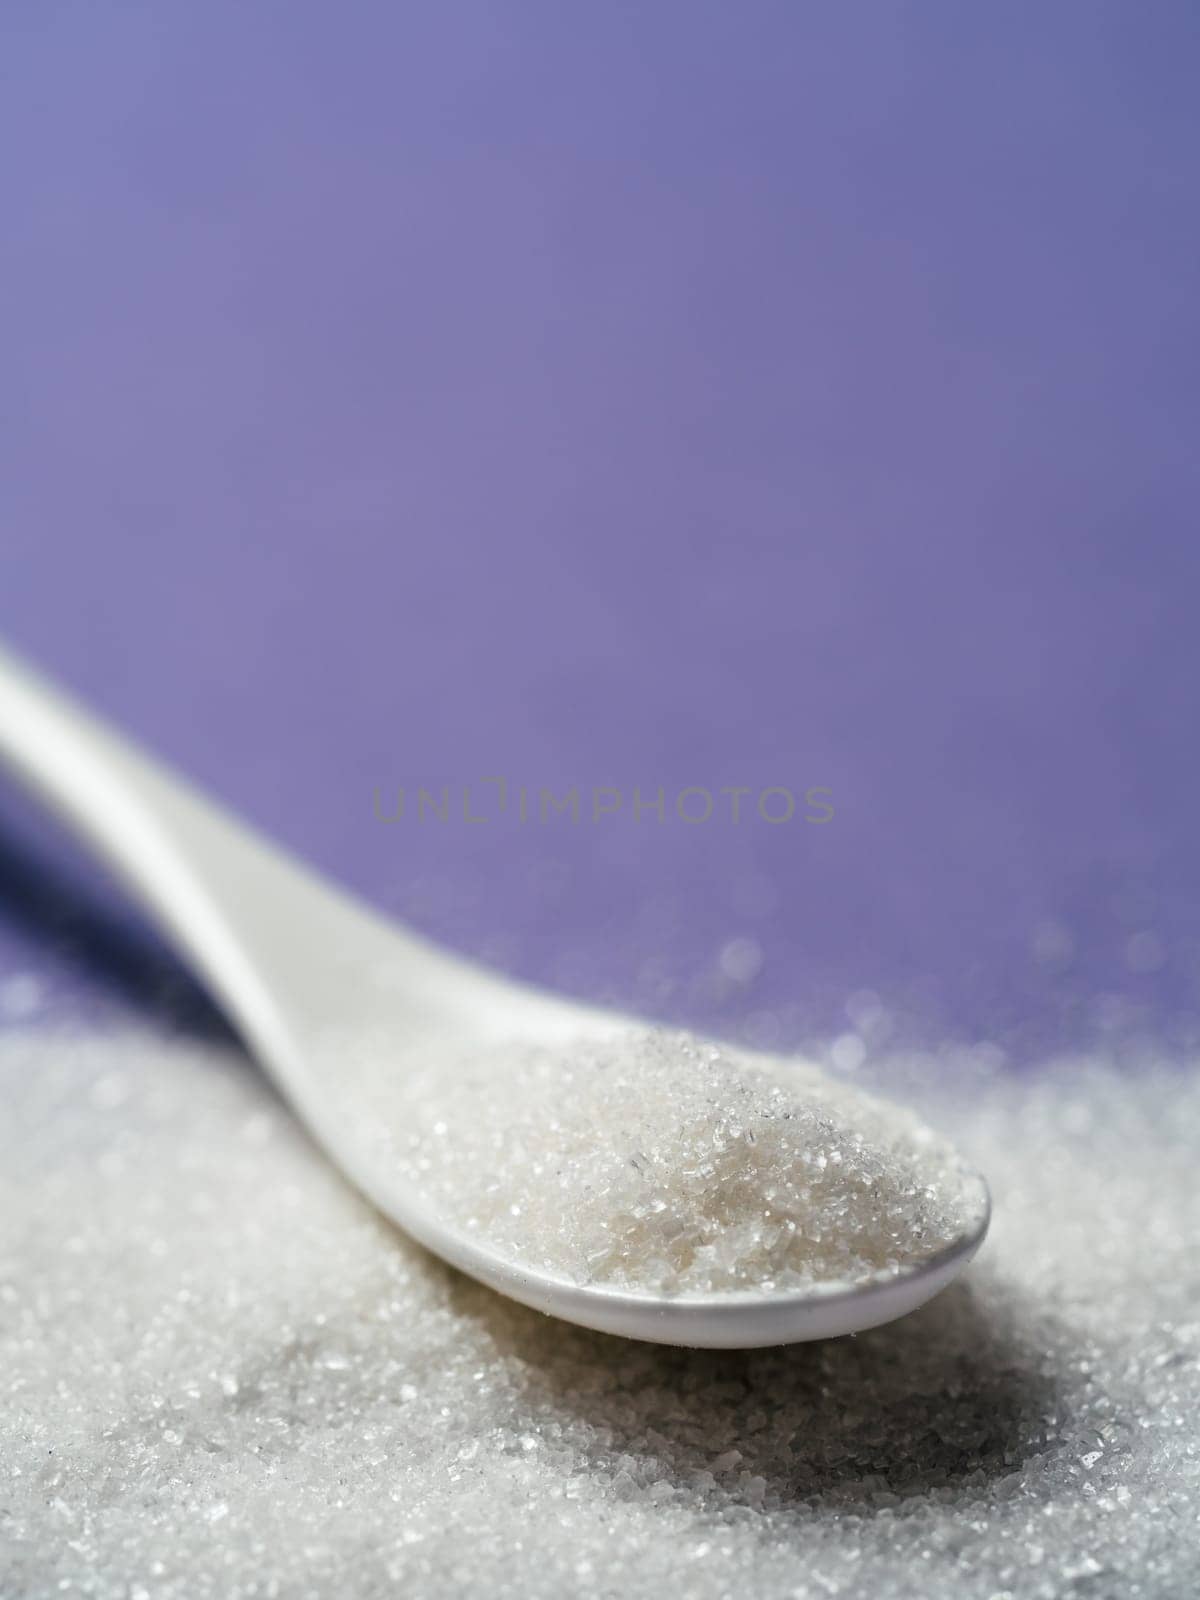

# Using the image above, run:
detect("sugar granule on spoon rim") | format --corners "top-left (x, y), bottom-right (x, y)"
top-left (371, 1029), bottom-right (986, 1294)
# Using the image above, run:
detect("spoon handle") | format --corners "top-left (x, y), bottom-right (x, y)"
top-left (0, 641), bottom-right (455, 1077)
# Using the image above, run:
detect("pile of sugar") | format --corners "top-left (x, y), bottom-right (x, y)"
top-left (373, 1030), bottom-right (984, 1293)
top-left (3, 1023), bottom-right (1199, 1598)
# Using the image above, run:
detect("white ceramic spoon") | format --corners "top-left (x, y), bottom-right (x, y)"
top-left (0, 643), bottom-right (988, 1347)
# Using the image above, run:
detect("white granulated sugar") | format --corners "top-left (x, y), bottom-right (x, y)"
top-left (375, 1030), bottom-right (984, 1293)
top-left (2, 1024), bottom-right (1198, 1599)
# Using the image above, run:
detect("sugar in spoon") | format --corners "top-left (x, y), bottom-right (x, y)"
top-left (0, 643), bottom-right (988, 1347)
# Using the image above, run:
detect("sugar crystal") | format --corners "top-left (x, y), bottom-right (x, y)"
top-left (369, 1029), bottom-right (985, 1295)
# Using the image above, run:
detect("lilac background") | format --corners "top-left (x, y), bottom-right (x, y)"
top-left (3, 3), bottom-right (1200, 1060)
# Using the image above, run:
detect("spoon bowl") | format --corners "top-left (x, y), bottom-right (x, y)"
top-left (0, 643), bottom-right (989, 1346)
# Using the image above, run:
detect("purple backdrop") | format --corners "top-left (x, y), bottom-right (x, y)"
top-left (3, 3), bottom-right (1200, 1061)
